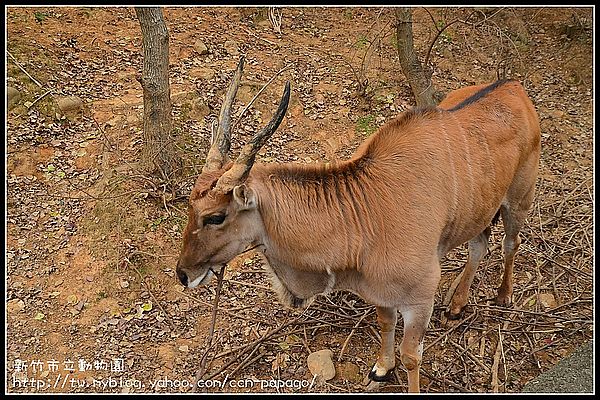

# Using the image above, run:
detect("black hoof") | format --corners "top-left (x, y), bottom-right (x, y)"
top-left (292, 295), bottom-right (305, 308)
top-left (445, 308), bottom-right (465, 320)
top-left (368, 366), bottom-right (395, 382)
top-left (494, 297), bottom-right (512, 308)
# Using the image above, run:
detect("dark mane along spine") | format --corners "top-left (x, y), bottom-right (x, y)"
top-left (446, 79), bottom-right (516, 112)
top-left (264, 155), bottom-right (372, 207)
top-left (259, 156), bottom-right (377, 232)
top-left (258, 156), bottom-right (379, 270)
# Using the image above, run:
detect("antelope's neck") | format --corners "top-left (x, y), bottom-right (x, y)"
top-left (247, 161), bottom-right (371, 273)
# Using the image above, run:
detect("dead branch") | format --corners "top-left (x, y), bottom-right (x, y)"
top-left (268, 7), bottom-right (282, 34)
top-left (338, 309), bottom-right (369, 362)
top-left (243, 27), bottom-right (278, 47)
top-left (232, 63), bottom-right (295, 130)
top-left (422, 10), bottom-right (477, 68)
top-left (27, 89), bottom-right (55, 109)
top-left (193, 266), bottom-right (226, 391)
top-left (127, 262), bottom-right (176, 332)
top-left (7, 50), bottom-right (44, 87)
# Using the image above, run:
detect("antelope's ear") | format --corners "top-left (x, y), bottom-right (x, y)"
top-left (232, 184), bottom-right (257, 210)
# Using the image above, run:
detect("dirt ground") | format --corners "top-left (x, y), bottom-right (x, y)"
top-left (6, 7), bottom-right (593, 393)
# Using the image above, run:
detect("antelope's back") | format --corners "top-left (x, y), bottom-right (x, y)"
top-left (439, 83), bottom-right (489, 109)
top-left (436, 79), bottom-right (541, 249)
top-left (329, 80), bottom-right (541, 267)
top-left (441, 79), bottom-right (541, 166)
top-left (365, 80), bottom-right (540, 254)
top-left (440, 79), bottom-right (540, 146)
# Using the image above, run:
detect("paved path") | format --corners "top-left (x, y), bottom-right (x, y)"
top-left (522, 340), bottom-right (594, 393)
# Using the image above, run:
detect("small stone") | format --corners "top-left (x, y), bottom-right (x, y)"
top-left (85, 275), bottom-right (94, 282)
top-left (178, 345), bottom-right (189, 352)
top-left (8, 86), bottom-right (21, 109)
top-left (120, 280), bottom-right (130, 288)
top-left (74, 300), bottom-right (85, 311)
top-left (193, 39), bottom-right (209, 55)
top-left (539, 293), bottom-right (557, 309)
top-left (224, 40), bottom-right (239, 56)
top-left (57, 96), bottom-right (84, 113)
top-left (307, 349), bottom-right (336, 381)
top-left (7, 299), bottom-right (25, 314)
top-left (189, 67), bottom-right (215, 81)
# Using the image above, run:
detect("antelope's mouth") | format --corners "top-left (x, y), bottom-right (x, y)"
top-left (187, 266), bottom-right (223, 289)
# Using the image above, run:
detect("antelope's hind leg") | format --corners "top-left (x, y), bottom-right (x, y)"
top-left (495, 200), bottom-right (531, 306)
top-left (495, 150), bottom-right (538, 307)
top-left (446, 227), bottom-right (491, 319)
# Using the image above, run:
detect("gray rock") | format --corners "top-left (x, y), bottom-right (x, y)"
top-left (7, 298), bottom-right (25, 313)
top-left (224, 40), bottom-right (239, 56)
top-left (57, 95), bottom-right (84, 113)
top-left (194, 39), bottom-right (209, 55)
top-left (189, 67), bottom-right (215, 81)
top-left (8, 86), bottom-right (21, 109)
top-left (307, 349), bottom-right (336, 381)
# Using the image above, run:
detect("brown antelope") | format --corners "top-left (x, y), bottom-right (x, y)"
top-left (176, 57), bottom-right (541, 392)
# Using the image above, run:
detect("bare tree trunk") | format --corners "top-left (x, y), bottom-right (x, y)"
top-left (394, 7), bottom-right (442, 107)
top-left (135, 7), bottom-right (178, 182)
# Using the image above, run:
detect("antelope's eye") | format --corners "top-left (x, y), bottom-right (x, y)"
top-left (203, 214), bottom-right (226, 226)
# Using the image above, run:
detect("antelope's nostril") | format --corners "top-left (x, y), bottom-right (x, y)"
top-left (177, 269), bottom-right (188, 286)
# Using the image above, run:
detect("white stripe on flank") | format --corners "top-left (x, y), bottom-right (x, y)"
top-left (459, 124), bottom-right (475, 219)
top-left (441, 122), bottom-right (459, 220)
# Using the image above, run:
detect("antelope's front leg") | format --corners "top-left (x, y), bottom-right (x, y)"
top-left (368, 306), bottom-right (397, 382)
top-left (399, 303), bottom-right (434, 393)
